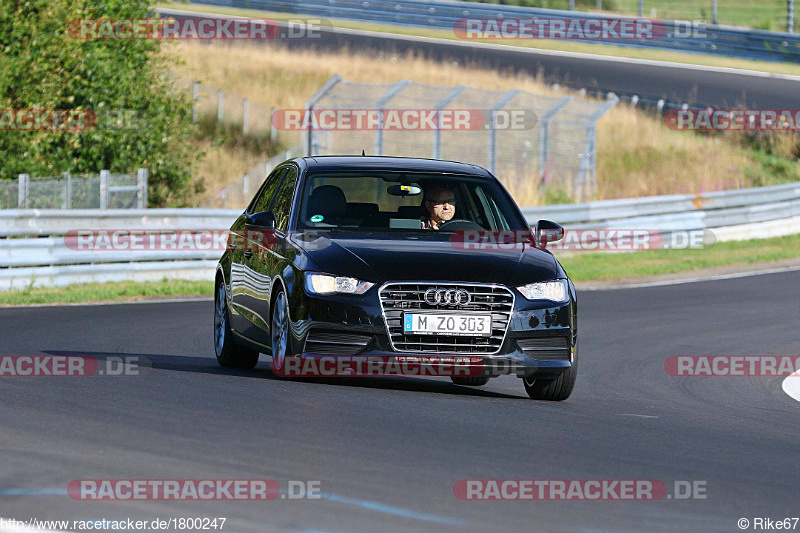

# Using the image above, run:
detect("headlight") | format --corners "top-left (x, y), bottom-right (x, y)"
top-left (517, 280), bottom-right (568, 303)
top-left (305, 273), bottom-right (374, 295)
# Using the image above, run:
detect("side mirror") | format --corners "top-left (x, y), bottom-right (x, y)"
top-left (535, 220), bottom-right (564, 248)
top-left (246, 211), bottom-right (276, 229)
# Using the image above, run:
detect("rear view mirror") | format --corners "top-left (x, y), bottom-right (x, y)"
top-left (387, 184), bottom-right (422, 197)
top-left (535, 219), bottom-right (564, 248)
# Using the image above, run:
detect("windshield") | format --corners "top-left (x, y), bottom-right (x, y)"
top-left (296, 171), bottom-right (528, 232)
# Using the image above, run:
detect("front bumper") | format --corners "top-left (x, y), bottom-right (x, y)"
top-left (289, 287), bottom-right (576, 378)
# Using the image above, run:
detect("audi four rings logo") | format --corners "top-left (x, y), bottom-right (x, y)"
top-left (424, 288), bottom-right (471, 306)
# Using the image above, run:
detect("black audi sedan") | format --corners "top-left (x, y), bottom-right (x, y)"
top-left (214, 156), bottom-right (577, 400)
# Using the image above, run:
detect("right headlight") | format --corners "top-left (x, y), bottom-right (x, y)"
top-left (517, 280), bottom-right (568, 303)
top-left (305, 273), bottom-right (374, 295)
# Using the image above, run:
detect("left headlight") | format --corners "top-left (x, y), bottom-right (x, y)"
top-left (517, 279), bottom-right (568, 303)
top-left (305, 273), bottom-right (374, 295)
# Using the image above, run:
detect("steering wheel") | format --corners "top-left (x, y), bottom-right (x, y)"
top-left (437, 219), bottom-right (484, 231)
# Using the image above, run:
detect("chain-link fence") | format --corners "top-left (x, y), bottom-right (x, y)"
top-left (202, 145), bottom-right (303, 208)
top-left (171, 75), bottom-right (293, 147)
top-left (0, 170), bottom-right (148, 209)
top-left (302, 75), bottom-right (616, 203)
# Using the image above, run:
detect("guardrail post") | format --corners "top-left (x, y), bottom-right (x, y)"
top-left (569, 0), bottom-right (575, 9)
top-left (217, 90), bottom-right (224, 124)
top-left (192, 81), bottom-right (199, 124)
top-left (712, 0), bottom-right (718, 24)
top-left (432, 85), bottom-right (466, 160)
top-left (789, 0), bottom-right (795, 32)
top-left (487, 89), bottom-right (521, 174)
top-left (374, 80), bottom-right (411, 156)
top-left (64, 171), bottom-right (71, 209)
top-left (303, 74), bottom-right (342, 156)
top-left (100, 170), bottom-right (109, 210)
top-left (18, 174), bottom-right (29, 209)
top-left (638, 0), bottom-right (644, 17)
top-left (137, 168), bottom-right (148, 208)
top-left (243, 98), bottom-right (249, 135)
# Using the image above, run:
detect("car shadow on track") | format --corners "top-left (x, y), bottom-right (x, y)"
top-left (44, 350), bottom-right (524, 399)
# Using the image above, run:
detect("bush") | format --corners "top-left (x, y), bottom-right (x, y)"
top-left (0, 0), bottom-right (200, 206)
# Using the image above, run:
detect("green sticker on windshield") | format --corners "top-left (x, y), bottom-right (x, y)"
top-left (310, 214), bottom-right (324, 223)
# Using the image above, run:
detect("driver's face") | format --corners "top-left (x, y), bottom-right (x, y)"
top-left (426, 192), bottom-right (456, 223)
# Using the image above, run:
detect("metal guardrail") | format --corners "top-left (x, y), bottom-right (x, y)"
top-left (189, 0), bottom-right (800, 62)
top-left (2, 182), bottom-right (800, 290)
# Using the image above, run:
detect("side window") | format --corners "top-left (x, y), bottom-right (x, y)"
top-left (270, 168), bottom-right (297, 233)
top-left (248, 168), bottom-right (287, 214)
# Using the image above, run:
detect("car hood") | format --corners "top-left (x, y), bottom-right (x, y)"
top-left (294, 231), bottom-right (562, 285)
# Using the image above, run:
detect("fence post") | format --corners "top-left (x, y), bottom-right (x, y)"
top-left (487, 89), bottom-right (521, 174)
top-left (712, 0), bottom-right (718, 24)
top-left (243, 98), bottom-right (249, 135)
top-left (100, 170), bottom-right (109, 210)
top-left (638, 0), bottom-right (644, 16)
top-left (432, 85), bottom-right (466, 160)
top-left (538, 96), bottom-right (572, 191)
top-left (374, 80), bottom-right (411, 156)
top-left (243, 174), bottom-right (250, 198)
top-left (303, 74), bottom-right (343, 156)
top-left (217, 90), bottom-right (224, 124)
top-left (569, 0), bottom-right (575, 9)
top-left (18, 173), bottom-right (29, 209)
top-left (137, 168), bottom-right (148, 208)
top-left (596, 0), bottom-right (602, 9)
top-left (192, 81), bottom-right (199, 124)
top-left (790, 0), bottom-right (795, 32)
top-left (64, 171), bottom-right (71, 209)
top-left (270, 107), bottom-right (277, 144)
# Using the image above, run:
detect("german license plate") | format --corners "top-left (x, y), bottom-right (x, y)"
top-left (403, 313), bottom-right (492, 337)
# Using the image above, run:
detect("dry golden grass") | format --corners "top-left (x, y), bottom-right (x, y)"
top-left (163, 41), bottom-right (774, 206)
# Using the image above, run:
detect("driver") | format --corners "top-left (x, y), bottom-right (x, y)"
top-left (420, 184), bottom-right (456, 230)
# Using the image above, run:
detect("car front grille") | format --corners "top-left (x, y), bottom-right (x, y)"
top-left (518, 336), bottom-right (571, 361)
top-left (303, 330), bottom-right (372, 356)
top-left (379, 282), bottom-right (514, 354)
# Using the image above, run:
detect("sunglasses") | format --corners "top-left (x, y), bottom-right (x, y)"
top-left (427, 197), bottom-right (456, 206)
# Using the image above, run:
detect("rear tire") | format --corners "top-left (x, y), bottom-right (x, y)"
top-left (522, 343), bottom-right (578, 401)
top-left (214, 279), bottom-right (259, 369)
top-left (451, 376), bottom-right (490, 386)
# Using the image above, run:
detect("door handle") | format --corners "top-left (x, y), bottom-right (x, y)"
top-left (244, 250), bottom-right (253, 259)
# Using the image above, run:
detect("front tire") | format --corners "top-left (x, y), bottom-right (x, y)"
top-left (270, 286), bottom-right (292, 375)
top-left (522, 343), bottom-right (578, 401)
top-left (214, 279), bottom-right (259, 369)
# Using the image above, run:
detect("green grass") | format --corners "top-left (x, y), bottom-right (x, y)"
top-left (0, 279), bottom-right (213, 306)
top-left (156, 1), bottom-right (800, 77)
top-left (558, 232), bottom-right (800, 281)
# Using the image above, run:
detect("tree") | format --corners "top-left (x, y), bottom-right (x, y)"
top-left (0, 0), bottom-right (201, 206)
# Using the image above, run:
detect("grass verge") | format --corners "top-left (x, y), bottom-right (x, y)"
top-left (0, 279), bottom-right (213, 306)
top-left (3, 234), bottom-right (800, 304)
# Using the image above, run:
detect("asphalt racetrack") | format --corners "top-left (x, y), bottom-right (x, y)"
top-left (1, 270), bottom-right (798, 532)
top-left (161, 8), bottom-right (800, 109)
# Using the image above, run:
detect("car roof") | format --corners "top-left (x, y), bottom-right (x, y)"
top-left (295, 155), bottom-right (494, 178)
